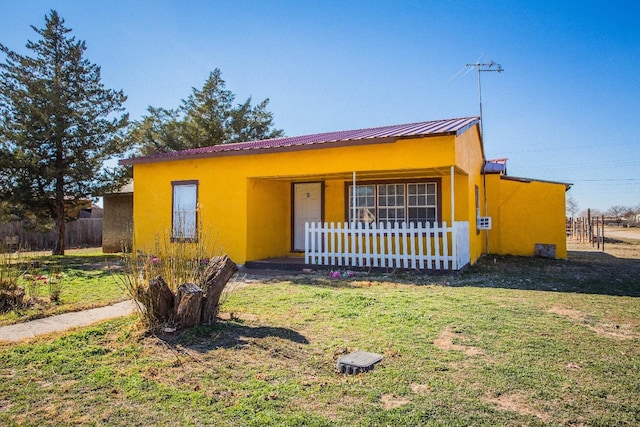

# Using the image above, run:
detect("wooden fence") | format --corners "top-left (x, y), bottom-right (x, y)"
top-left (566, 214), bottom-right (605, 251)
top-left (305, 221), bottom-right (470, 271)
top-left (0, 218), bottom-right (102, 251)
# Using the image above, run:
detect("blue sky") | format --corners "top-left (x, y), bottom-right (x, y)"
top-left (1, 0), bottom-right (638, 212)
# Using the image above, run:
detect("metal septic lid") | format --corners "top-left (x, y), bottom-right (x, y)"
top-left (336, 351), bottom-right (383, 374)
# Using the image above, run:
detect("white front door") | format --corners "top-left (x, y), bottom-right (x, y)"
top-left (293, 182), bottom-right (322, 251)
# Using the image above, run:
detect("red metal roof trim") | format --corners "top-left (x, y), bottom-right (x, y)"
top-left (121, 117), bottom-right (479, 165)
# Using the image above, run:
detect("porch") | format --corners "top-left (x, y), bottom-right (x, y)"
top-left (245, 165), bottom-right (474, 271)
top-left (245, 221), bottom-right (470, 272)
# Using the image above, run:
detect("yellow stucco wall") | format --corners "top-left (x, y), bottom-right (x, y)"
top-left (131, 128), bottom-right (489, 265)
top-left (246, 179), bottom-right (290, 261)
top-left (485, 175), bottom-right (567, 259)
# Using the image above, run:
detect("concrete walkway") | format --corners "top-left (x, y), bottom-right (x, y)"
top-left (0, 300), bottom-right (137, 343)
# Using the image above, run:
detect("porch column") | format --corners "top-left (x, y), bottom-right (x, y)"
top-left (450, 166), bottom-right (455, 224)
top-left (352, 171), bottom-right (356, 226)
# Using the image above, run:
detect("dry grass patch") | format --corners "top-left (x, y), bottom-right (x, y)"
top-left (548, 304), bottom-right (640, 339)
top-left (433, 327), bottom-right (484, 356)
top-left (409, 382), bottom-right (431, 394)
top-left (485, 393), bottom-right (549, 422)
top-left (381, 393), bottom-right (411, 409)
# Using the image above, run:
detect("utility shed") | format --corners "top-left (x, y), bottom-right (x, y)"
top-left (102, 181), bottom-right (133, 253)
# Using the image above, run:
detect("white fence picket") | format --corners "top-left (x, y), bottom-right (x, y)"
top-left (417, 222), bottom-right (425, 270)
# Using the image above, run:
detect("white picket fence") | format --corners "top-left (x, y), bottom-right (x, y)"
top-left (305, 221), bottom-right (470, 271)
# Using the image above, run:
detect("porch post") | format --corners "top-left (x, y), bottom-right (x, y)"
top-left (451, 166), bottom-right (457, 269)
top-left (450, 166), bottom-right (455, 224)
top-left (352, 171), bottom-right (356, 226)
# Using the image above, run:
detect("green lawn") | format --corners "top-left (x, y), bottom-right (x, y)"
top-left (1, 250), bottom-right (639, 425)
top-left (0, 249), bottom-right (126, 326)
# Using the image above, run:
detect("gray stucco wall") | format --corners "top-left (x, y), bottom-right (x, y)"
top-left (102, 192), bottom-right (133, 253)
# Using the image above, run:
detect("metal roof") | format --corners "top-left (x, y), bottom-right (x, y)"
top-left (483, 158), bottom-right (508, 174)
top-left (121, 116), bottom-right (479, 165)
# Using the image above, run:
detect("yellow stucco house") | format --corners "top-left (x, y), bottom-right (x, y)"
top-left (121, 117), bottom-right (569, 271)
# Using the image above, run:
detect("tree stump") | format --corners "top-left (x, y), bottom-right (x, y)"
top-left (148, 275), bottom-right (174, 322)
top-left (137, 255), bottom-right (237, 330)
top-left (200, 255), bottom-right (238, 325)
top-left (175, 282), bottom-right (203, 329)
top-left (0, 287), bottom-right (25, 313)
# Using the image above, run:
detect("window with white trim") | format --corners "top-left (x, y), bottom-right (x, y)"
top-left (172, 181), bottom-right (198, 240)
top-left (348, 181), bottom-right (439, 225)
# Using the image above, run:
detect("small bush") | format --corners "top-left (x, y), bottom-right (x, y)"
top-left (119, 221), bottom-right (220, 330)
top-left (48, 270), bottom-right (65, 303)
top-left (0, 249), bottom-right (26, 312)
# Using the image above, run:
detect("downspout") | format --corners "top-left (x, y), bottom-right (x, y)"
top-left (479, 120), bottom-right (490, 256)
top-left (483, 171), bottom-right (489, 254)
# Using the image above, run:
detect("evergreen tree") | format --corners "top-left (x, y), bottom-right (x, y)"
top-left (133, 69), bottom-right (283, 155)
top-left (0, 11), bottom-right (129, 255)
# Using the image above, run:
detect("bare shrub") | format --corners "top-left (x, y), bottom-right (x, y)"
top-left (119, 220), bottom-right (222, 331)
top-left (0, 248), bottom-right (25, 312)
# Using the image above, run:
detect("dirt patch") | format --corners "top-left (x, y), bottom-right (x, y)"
top-left (548, 305), bottom-right (583, 320)
top-left (381, 393), bottom-right (411, 409)
top-left (434, 327), bottom-right (483, 356)
top-left (409, 383), bottom-right (431, 394)
top-left (548, 304), bottom-right (639, 339)
top-left (485, 393), bottom-right (548, 421)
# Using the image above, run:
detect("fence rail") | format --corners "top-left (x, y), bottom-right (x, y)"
top-left (0, 218), bottom-right (102, 250)
top-left (305, 221), bottom-right (470, 271)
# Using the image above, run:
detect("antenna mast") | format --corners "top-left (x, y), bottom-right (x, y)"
top-left (466, 61), bottom-right (503, 136)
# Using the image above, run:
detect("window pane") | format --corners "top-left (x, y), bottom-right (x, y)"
top-left (174, 211), bottom-right (196, 238)
top-left (407, 182), bottom-right (437, 225)
top-left (377, 184), bottom-right (405, 224)
top-left (174, 185), bottom-right (196, 210)
top-left (349, 185), bottom-right (376, 223)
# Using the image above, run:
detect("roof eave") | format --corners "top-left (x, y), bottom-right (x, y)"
top-left (500, 175), bottom-right (573, 190)
top-left (120, 117), bottom-right (481, 166)
top-left (121, 136), bottom-right (398, 165)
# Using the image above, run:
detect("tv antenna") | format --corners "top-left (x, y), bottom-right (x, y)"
top-left (465, 60), bottom-right (503, 137)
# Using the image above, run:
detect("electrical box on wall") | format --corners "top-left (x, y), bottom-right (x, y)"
top-left (477, 216), bottom-right (492, 230)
